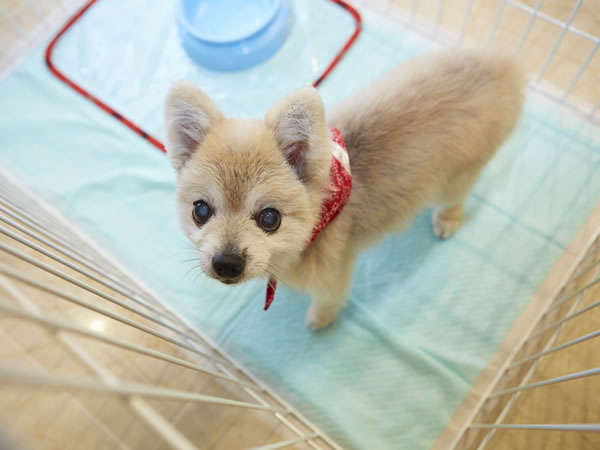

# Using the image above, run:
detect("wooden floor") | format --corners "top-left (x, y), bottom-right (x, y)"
top-left (1, 1), bottom-right (599, 449)
top-left (483, 238), bottom-right (600, 450)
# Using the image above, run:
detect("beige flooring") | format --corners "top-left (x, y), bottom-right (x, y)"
top-left (1, 1), bottom-right (600, 449)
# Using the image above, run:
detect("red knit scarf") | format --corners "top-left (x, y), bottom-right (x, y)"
top-left (264, 128), bottom-right (352, 310)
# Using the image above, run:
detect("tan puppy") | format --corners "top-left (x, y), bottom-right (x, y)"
top-left (165, 49), bottom-right (524, 330)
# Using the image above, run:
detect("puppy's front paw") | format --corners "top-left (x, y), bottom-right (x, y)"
top-left (305, 304), bottom-right (338, 331)
top-left (432, 206), bottom-right (462, 239)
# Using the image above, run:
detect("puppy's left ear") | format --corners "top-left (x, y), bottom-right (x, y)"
top-left (265, 86), bottom-right (327, 182)
top-left (164, 81), bottom-right (223, 172)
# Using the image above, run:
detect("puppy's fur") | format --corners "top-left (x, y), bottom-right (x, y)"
top-left (165, 50), bottom-right (525, 330)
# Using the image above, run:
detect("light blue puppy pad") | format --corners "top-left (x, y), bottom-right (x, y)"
top-left (2, 0), bottom-right (600, 448)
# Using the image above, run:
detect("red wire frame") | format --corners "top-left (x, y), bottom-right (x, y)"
top-left (45, 0), bottom-right (362, 153)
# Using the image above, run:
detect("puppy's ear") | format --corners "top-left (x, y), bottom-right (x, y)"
top-left (164, 81), bottom-right (223, 172)
top-left (265, 86), bottom-right (326, 182)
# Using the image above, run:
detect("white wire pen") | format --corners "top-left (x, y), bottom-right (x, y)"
top-left (2, 1), bottom-right (600, 449)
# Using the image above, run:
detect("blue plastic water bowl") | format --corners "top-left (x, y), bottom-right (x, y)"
top-left (177, 0), bottom-right (293, 71)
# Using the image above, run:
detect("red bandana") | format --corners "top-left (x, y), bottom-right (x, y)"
top-left (264, 128), bottom-right (352, 310)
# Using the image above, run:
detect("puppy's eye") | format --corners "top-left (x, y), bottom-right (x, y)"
top-left (256, 208), bottom-right (281, 233)
top-left (192, 200), bottom-right (212, 226)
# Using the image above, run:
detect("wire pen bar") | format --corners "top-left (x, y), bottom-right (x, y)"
top-left (529, 297), bottom-right (600, 340)
top-left (0, 238), bottom-right (208, 350)
top-left (0, 368), bottom-right (289, 414)
top-left (208, 359), bottom-right (325, 450)
top-left (0, 192), bottom-right (82, 243)
top-left (0, 194), bottom-right (108, 258)
top-left (490, 368), bottom-right (600, 398)
top-left (534, 0), bottom-right (582, 83)
top-left (562, 41), bottom-right (599, 101)
top-left (509, 329), bottom-right (600, 369)
top-left (515, 0), bottom-right (544, 52)
top-left (545, 274), bottom-right (600, 313)
top-left (128, 398), bottom-right (198, 450)
top-left (472, 283), bottom-right (592, 450)
top-left (0, 264), bottom-right (232, 367)
top-left (0, 202), bottom-right (154, 295)
top-left (571, 251), bottom-right (600, 283)
top-left (0, 199), bottom-right (120, 277)
top-left (0, 213), bottom-right (155, 308)
top-left (0, 196), bottom-right (196, 330)
top-left (0, 301), bottom-right (258, 390)
top-left (0, 225), bottom-right (184, 330)
top-left (458, 0), bottom-right (475, 45)
top-left (508, 0), bottom-right (598, 44)
top-left (470, 424), bottom-right (600, 432)
top-left (487, 0), bottom-right (508, 45)
top-left (0, 191), bottom-right (209, 330)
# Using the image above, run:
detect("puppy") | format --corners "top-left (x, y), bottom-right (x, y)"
top-left (165, 49), bottom-right (524, 330)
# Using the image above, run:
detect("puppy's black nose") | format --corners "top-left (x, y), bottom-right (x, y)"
top-left (212, 252), bottom-right (245, 279)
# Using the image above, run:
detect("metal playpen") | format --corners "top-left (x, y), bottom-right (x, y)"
top-left (0, 0), bottom-right (599, 448)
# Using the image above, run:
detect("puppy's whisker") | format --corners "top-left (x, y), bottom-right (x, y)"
top-left (254, 261), bottom-right (285, 278)
top-left (182, 257), bottom-right (201, 264)
top-left (183, 264), bottom-right (202, 280)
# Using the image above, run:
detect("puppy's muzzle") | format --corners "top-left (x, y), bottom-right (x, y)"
top-left (212, 252), bottom-right (245, 282)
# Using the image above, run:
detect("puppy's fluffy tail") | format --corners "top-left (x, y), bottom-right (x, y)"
top-left (486, 49), bottom-right (526, 139)
top-left (455, 47), bottom-right (526, 142)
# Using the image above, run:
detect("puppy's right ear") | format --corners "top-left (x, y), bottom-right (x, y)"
top-left (264, 86), bottom-right (327, 183)
top-left (164, 81), bottom-right (223, 172)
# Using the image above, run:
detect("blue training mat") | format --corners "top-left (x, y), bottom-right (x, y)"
top-left (1, 0), bottom-right (600, 448)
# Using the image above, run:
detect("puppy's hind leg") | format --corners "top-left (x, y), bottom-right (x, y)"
top-left (432, 166), bottom-right (483, 239)
top-left (432, 204), bottom-right (464, 239)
